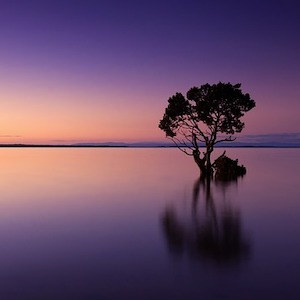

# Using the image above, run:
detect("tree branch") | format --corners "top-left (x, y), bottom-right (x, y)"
top-left (215, 136), bottom-right (236, 144)
top-left (170, 137), bottom-right (194, 156)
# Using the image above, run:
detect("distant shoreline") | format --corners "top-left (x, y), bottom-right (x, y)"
top-left (0, 144), bottom-right (299, 149)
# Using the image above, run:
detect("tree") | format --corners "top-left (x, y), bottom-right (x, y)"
top-left (159, 82), bottom-right (255, 176)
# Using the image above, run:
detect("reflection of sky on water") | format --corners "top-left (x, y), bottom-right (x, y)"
top-left (0, 148), bottom-right (299, 299)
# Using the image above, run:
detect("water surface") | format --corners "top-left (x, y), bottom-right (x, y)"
top-left (0, 148), bottom-right (299, 299)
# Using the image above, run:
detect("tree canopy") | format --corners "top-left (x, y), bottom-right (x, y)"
top-left (159, 82), bottom-right (256, 176)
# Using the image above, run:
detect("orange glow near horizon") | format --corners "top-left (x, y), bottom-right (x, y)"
top-left (0, 51), bottom-right (298, 145)
top-left (1, 80), bottom-right (164, 144)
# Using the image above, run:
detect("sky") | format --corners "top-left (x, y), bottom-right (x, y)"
top-left (0, 0), bottom-right (299, 144)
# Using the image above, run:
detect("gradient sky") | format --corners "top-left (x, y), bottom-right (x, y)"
top-left (0, 0), bottom-right (299, 144)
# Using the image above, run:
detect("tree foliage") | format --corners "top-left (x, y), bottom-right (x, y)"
top-left (159, 82), bottom-right (256, 176)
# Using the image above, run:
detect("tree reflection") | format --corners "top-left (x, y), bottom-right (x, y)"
top-left (161, 177), bottom-right (251, 266)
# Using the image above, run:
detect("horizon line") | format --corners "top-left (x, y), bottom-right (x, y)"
top-left (0, 143), bottom-right (299, 149)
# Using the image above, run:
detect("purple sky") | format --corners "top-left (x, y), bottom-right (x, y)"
top-left (0, 0), bottom-right (299, 144)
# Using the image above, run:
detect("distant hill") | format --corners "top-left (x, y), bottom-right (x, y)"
top-left (0, 133), bottom-right (299, 148)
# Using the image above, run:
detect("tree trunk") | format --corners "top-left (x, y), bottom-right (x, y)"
top-left (193, 150), bottom-right (207, 175)
top-left (205, 146), bottom-right (213, 176)
top-left (193, 145), bottom-right (214, 177)
top-left (206, 153), bottom-right (211, 175)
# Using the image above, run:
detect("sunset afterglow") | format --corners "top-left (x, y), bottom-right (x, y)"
top-left (0, 1), bottom-right (299, 144)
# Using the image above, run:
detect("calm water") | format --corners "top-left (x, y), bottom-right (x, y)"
top-left (0, 148), bottom-right (299, 299)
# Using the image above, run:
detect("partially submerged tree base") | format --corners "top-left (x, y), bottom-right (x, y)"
top-left (213, 155), bottom-right (246, 180)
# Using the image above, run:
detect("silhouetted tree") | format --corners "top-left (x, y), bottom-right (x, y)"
top-left (159, 82), bottom-right (255, 176)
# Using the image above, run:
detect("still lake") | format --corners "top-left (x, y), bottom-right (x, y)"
top-left (0, 147), bottom-right (299, 299)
